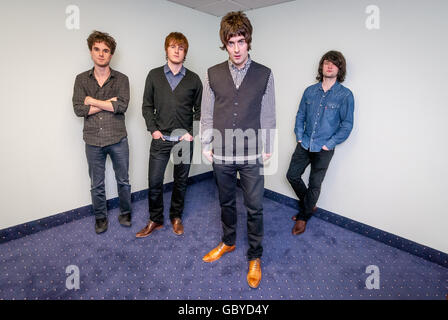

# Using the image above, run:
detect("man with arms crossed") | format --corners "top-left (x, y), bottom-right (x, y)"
top-left (200, 12), bottom-right (276, 289)
top-left (73, 31), bottom-right (131, 234)
top-left (136, 32), bottom-right (202, 238)
top-left (287, 50), bottom-right (354, 235)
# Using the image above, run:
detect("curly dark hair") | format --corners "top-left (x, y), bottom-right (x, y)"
top-left (87, 30), bottom-right (117, 55)
top-left (316, 50), bottom-right (346, 83)
top-left (219, 11), bottom-right (252, 51)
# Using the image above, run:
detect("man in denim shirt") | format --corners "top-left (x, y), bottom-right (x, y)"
top-left (286, 51), bottom-right (354, 235)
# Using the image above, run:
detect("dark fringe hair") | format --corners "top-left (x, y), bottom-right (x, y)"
top-left (219, 11), bottom-right (252, 51)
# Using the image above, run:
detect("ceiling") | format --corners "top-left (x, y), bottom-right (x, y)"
top-left (166, 0), bottom-right (295, 17)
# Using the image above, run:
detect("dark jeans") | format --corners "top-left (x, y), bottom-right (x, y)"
top-left (213, 159), bottom-right (264, 261)
top-left (85, 137), bottom-right (131, 220)
top-left (286, 143), bottom-right (334, 221)
top-left (148, 138), bottom-right (193, 224)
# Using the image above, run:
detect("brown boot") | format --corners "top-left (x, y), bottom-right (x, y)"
top-left (247, 258), bottom-right (262, 288)
top-left (292, 219), bottom-right (307, 235)
top-left (202, 242), bottom-right (235, 263)
top-left (171, 218), bottom-right (184, 235)
top-left (135, 220), bottom-right (163, 238)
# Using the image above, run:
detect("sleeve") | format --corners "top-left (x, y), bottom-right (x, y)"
top-left (72, 75), bottom-right (90, 118)
top-left (141, 72), bottom-right (158, 134)
top-left (294, 89), bottom-right (308, 142)
top-left (199, 73), bottom-right (215, 152)
top-left (325, 91), bottom-right (354, 150)
top-left (260, 71), bottom-right (276, 154)
top-left (111, 74), bottom-right (130, 114)
top-left (191, 76), bottom-right (203, 136)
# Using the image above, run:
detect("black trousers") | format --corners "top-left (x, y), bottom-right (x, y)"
top-left (286, 143), bottom-right (334, 221)
top-left (147, 139), bottom-right (193, 224)
top-left (213, 160), bottom-right (264, 261)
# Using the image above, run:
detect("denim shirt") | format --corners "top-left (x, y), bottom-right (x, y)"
top-left (294, 81), bottom-right (354, 152)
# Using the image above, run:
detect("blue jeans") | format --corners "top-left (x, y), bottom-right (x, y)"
top-left (85, 137), bottom-right (131, 220)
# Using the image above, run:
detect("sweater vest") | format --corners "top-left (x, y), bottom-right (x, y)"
top-left (208, 61), bottom-right (271, 158)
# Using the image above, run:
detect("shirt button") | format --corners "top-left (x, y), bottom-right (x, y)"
top-left (100, 128), bottom-right (103, 130)
top-left (234, 113), bottom-right (237, 116)
top-left (234, 102), bottom-right (238, 106)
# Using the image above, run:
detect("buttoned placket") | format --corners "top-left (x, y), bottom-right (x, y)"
top-left (94, 76), bottom-right (111, 136)
top-left (310, 90), bottom-right (328, 150)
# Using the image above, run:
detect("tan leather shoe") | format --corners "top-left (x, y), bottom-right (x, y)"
top-left (292, 220), bottom-right (307, 235)
top-left (247, 258), bottom-right (262, 288)
top-left (202, 242), bottom-right (235, 263)
top-left (171, 218), bottom-right (184, 235)
top-left (135, 220), bottom-right (162, 238)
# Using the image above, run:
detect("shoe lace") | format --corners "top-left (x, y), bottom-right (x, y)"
top-left (250, 259), bottom-right (260, 271)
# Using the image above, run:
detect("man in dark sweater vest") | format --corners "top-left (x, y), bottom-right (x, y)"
top-left (136, 32), bottom-right (202, 238)
top-left (200, 12), bottom-right (276, 289)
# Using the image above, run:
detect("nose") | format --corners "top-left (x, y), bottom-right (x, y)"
top-left (234, 43), bottom-right (240, 53)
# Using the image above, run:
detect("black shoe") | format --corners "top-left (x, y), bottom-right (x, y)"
top-left (118, 213), bottom-right (132, 227)
top-left (95, 218), bottom-right (108, 234)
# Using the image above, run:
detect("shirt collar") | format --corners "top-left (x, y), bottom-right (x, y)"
top-left (164, 63), bottom-right (186, 76)
top-left (318, 80), bottom-right (341, 92)
top-left (228, 55), bottom-right (252, 72)
top-left (88, 67), bottom-right (116, 78)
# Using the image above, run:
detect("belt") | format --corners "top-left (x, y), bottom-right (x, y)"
top-left (162, 135), bottom-right (182, 142)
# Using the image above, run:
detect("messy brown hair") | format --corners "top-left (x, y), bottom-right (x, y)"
top-left (87, 30), bottom-right (117, 55)
top-left (316, 50), bottom-right (347, 83)
top-left (219, 11), bottom-right (252, 51)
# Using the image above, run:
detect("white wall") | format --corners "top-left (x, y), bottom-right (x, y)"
top-left (1, 0), bottom-right (447, 254)
top-left (247, 0), bottom-right (448, 253)
top-left (0, 0), bottom-right (222, 230)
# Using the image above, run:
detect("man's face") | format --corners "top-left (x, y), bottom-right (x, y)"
top-left (226, 35), bottom-right (249, 69)
top-left (166, 41), bottom-right (186, 65)
top-left (322, 60), bottom-right (339, 79)
top-left (90, 41), bottom-right (113, 68)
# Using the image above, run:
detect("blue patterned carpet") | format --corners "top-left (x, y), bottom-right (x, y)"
top-left (0, 178), bottom-right (447, 300)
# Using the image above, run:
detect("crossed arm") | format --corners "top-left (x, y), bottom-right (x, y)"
top-left (84, 96), bottom-right (117, 115)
